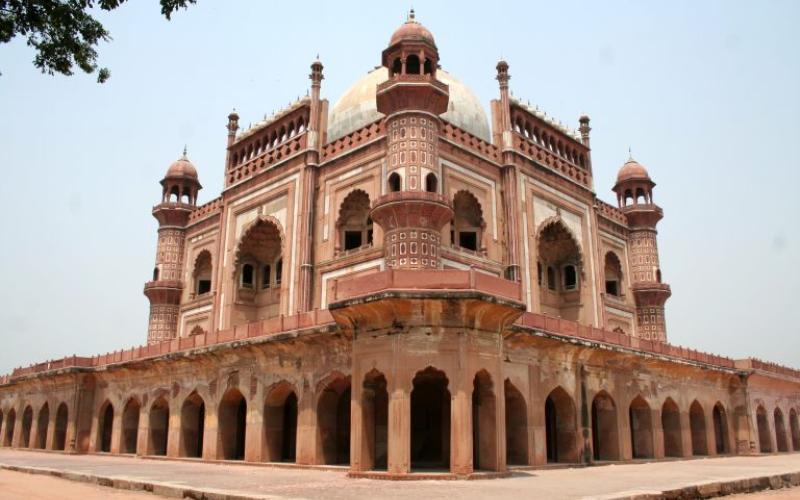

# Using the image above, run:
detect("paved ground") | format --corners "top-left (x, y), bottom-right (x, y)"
top-left (0, 450), bottom-right (799, 499)
top-left (0, 469), bottom-right (157, 500)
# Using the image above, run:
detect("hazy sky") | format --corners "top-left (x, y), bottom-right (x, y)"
top-left (0, 1), bottom-right (798, 375)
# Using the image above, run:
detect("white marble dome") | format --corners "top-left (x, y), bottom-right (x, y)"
top-left (327, 66), bottom-right (492, 143)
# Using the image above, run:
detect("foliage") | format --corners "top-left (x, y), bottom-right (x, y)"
top-left (0, 0), bottom-right (196, 83)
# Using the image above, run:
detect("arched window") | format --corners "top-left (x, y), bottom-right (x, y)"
top-left (537, 262), bottom-right (543, 286)
top-left (275, 258), bottom-right (283, 286)
top-left (635, 188), bottom-right (646, 204)
top-left (563, 264), bottom-right (577, 290)
top-left (337, 190), bottom-right (373, 252)
top-left (604, 252), bottom-right (623, 297)
top-left (153, 267), bottom-right (159, 281)
top-left (546, 266), bottom-right (556, 290)
top-left (425, 173), bottom-right (438, 193)
top-left (656, 269), bottom-right (662, 283)
top-left (193, 251), bottom-right (212, 296)
top-left (451, 191), bottom-right (484, 252)
top-left (388, 172), bottom-right (401, 192)
top-left (392, 58), bottom-right (402, 76)
top-left (241, 264), bottom-right (254, 288)
top-left (423, 58), bottom-right (432, 75)
top-left (406, 55), bottom-right (420, 74)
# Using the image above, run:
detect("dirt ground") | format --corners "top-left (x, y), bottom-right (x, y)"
top-left (0, 469), bottom-right (163, 499)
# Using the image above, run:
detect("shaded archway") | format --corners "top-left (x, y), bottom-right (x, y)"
top-left (472, 370), bottom-right (497, 471)
top-left (54, 403), bottom-right (68, 451)
top-left (629, 396), bottom-right (654, 458)
top-left (193, 250), bottom-right (212, 296)
top-left (317, 375), bottom-right (351, 465)
top-left (20, 406), bottom-right (33, 448)
top-left (97, 401), bottom-right (114, 452)
top-left (756, 405), bottom-right (772, 453)
top-left (36, 403), bottom-right (49, 449)
top-left (3, 409), bottom-right (15, 447)
top-left (121, 398), bottom-right (141, 454)
top-left (264, 382), bottom-right (298, 463)
top-left (505, 379), bottom-right (529, 466)
top-left (604, 251), bottom-right (623, 297)
top-left (537, 219), bottom-right (583, 321)
top-left (361, 370), bottom-right (388, 470)
top-left (218, 388), bottom-right (247, 460)
top-left (411, 367), bottom-right (450, 470)
top-left (774, 408), bottom-right (789, 452)
top-left (713, 403), bottom-right (730, 454)
top-left (337, 190), bottom-right (373, 252)
top-left (661, 398), bottom-right (682, 457)
top-left (689, 400), bottom-right (707, 456)
top-left (148, 397), bottom-right (169, 456)
top-left (591, 391), bottom-right (619, 461)
top-left (545, 386), bottom-right (578, 463)
top-left (233, 217), bottom-right (284, 324)
top-left (790, 409), bottom-right (800, 451)
top-left (451, 190), bottom-right (485, 252)
top-left (179, 392), bottom-right (205, 458)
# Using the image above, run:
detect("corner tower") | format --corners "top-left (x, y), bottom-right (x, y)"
top-left (371, 10), bottom-right (453, 269)
top-left (144, 150), bottom-right (201, 344)
top-left (613, 157), bottom-right (671, 342)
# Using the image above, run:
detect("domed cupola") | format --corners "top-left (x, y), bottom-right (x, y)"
top-left (613, 155), bottom-right (655, 208)
top-left (382, 10), bottom-right (441, 81)
top-left (160, 147), bottom-right (202, 205)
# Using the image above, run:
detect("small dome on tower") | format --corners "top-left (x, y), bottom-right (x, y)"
top-left (616, 157), bottom-right (651, 183)
top-left (389, 10), bottom-right (435, 46)
top-left (165, 148), bottom-right (198, 180)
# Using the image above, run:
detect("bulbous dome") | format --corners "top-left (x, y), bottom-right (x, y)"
top-left (327, 67), bottom-right (491, 143)
top-left (389, 10), bottom-right (435, 46)
top-left (165, 151), bottom-right (198, 180)
top-left (616, 158), bottom-right (651, 183)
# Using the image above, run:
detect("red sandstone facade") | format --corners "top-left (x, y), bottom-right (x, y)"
top-left (1, 13), bottom-right (798, 478)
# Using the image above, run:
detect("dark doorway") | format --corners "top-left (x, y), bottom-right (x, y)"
top-left (504, 380), bottom-right (528, 466)
top-left (180, 393), bottom-right (205, 458)
top-left (36, 403), bottom-right (49, 449)
top-left (317, 376), bottom-right (351, 465)
top-left (54, 403), bottom-right (68, 451)
top-left (149, 398), bottom-right (169, 456)
top-left (121, 398), bottom-right (141, 454)
top-left (98, 402), bottom-right (114, 452)
top-left (591, 391), bottom-right (619, 461)
top-left (218, 389), bottom-right (247, 460)
top-left (362, 370), bottom-right (388, 470)
top-left (264, 382), bottom-right (298, 462)
top-left (410, 367), bottom-right (450, 470)
top-left (661, 398), bottom-right (682, 457)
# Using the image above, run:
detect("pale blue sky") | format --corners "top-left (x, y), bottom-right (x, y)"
top-left (0, 1), bottom-right (798, 374)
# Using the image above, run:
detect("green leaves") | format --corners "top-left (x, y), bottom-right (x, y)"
top-left (0, 0), bottom-right (197, 83)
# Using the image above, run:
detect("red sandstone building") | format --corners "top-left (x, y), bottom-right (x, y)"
top-left (1, 13), bottom-right (798, 478)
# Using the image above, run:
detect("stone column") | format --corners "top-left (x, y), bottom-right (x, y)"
top-left (680, 411), bottom-right (694, 457)
top-left (295, 390), bottom-right (317, 465)
top-left (619, 401), bottom-right (632, 461)
top-left (706, 416), bottom-right (718, 457)
top-left (530, 365), bottom-right (546, 465)
top-left (136, 411), bottom-right (147, 456)
top-left (110, 411), bottom-right (122, 454)
top-left (167, 401), bottom-right (181, 458)
top-left (203, 403), bottom-right (218, 460)
top-left (450, 386), bottom-right (473, 475)
top-left (244, 403), bottom-right (262, 462)
top-left (350, 373), bottom-right (366, 471)
top-left (45, 408), bottom-right (57, 450)
top-left (387, 387), bottom-right (410, 474)
top-left (652, 407), bottom-right (665, 459)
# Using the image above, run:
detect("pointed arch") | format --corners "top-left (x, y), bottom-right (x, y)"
top-left (20, 405), bottom-right (33, 448)
top-left (472, 370), bottom-right (498, 471)
top-left (121, 397), bottom-right (141, 454)
top-left (452, 190), bottom-right (485, 252)
top-left (3, 408), bottom-right (15, 447)
top-left (713, 402), bottom-right (730, 454)
top-left (411, 367), bottom-right (450, 470)
top-left (148, 397), bottom-right (169, 456)
top-left (233, 216), bottom-right (285, 324)
top-left (97, 400), bottom-right (114, 452)
top-left (775, 407), bottom-right (789, 452)
top-left (661, 398), bottom-right (682, 457)
top-left (193, 250), bottom-right (213, 296)
top-left (337, 189), bottom-right (373, 252)
top-left (36, 402), bottom-right (49, 449)
top-left (537, 218), bottom-right (583, 320)
top-left (591, 390), bottom-right (619, 461)
top-left (54, 403), bottom-right (68, 451)
top-left (180, 391), bottom-right (205, 458)
top-left (689, 400), bottom-right (708, 455)
top-left (317, 373), bottom-right (351, 465)
top-left (789, 408), bottom-right (800, 451)
top-left (264, 381), bottom-right (298, 463)
top-left (545, 386), bottom-right (578, 463)
top-left (756, 404), bottom-right (772, 453)
top-left (604, 251), bottom-right (623, 297)
top-left (629, 395), bottom-right (654, 458)
top-left (218, 388), bottom-right (247, 460)
top-left (505, 379), bottom-right (529, 466)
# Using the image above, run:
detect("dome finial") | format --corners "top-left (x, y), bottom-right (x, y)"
top-left (628, 146), bottom-right (634, 161)
top-left (182, 144), bottom-right (188, 159)
top-left (408, 8), bottom-right (415, 22)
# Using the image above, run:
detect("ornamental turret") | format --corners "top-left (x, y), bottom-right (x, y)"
top-left (370, 10), bottom-right (453, 270)
top-left (144, 149), bottom-right (201, 344)
top-left (613, 156), bottom-right (671, 342)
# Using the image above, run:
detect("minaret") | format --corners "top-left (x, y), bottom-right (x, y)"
top-left (495, 59), bottom-right (521, 281)
top-left (612, 156), bottom-right (671, 342)
top-left (144, 149), bottom-right (201, 344)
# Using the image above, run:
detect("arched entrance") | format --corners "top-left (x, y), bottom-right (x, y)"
top-left (264, 382), bottom-right (298, 462)
top-left (629, 396), bottom-right (654, 459)
top-left (689, 400), bottom-right (707, 456)
top-left (121, 398), bottom-right (141, 454)
top-left (410, 367), bottom-right (450, 470)
top-left (790, 409), bottom-right (800, 451)
top-left (661, 398), bottom-right (682, 457)
top-left (179, 392), bottom-right (205, 458)
top-left (21, 406), bottom-right (33, 448)
top-left (504, 379), bottom-right (529, 466)
top-left (233, 217), bottom-right (284, 325)
top-left (361, 370), bottom-right (388, 470)
top-left (36, 403), bottom-right (49, 449)
top-left (756, 405), bottom-right (771, 453)
top-left (97, 401), bottom-right (114, 452)
top-left (545, 386), bottom-right (578, 463)
top-left (218, 388), bottom-right (247, 460)
top-left (774, 408), bottom-right (789, 452)
top-left (472, 370), bottom-right (497, 471)
top-left (713, 403), bottom-right (729, 454)
top-left (3, 409), bottom-right (15, 447)
top-left (591, 391), bottom-right (619, 461)
top-left (317, 375), bottom-right (350, 465)
top-left (54, 403), bottom-right (68, 451)
top-left (537, 220), bottom-right (583, 321)
top-left (148, 397), bottom-right (169, 456)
